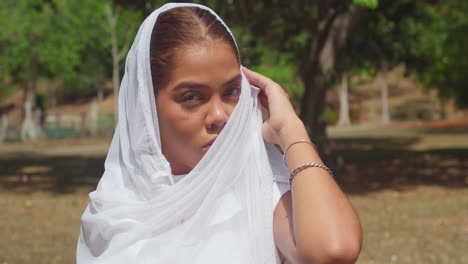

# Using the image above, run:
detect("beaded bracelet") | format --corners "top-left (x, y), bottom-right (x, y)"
top-left (282, 139), bottom-right (318, 167)
top-left (289, 163), bottom-right (334, 184)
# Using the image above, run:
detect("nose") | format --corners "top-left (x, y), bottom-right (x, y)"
top-left (205, 97), bottom-right (229, 131)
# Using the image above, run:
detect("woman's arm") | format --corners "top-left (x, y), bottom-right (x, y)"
top-left (242, 67), bottom-right (362, 264)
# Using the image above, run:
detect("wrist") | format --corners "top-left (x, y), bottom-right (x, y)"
top-left (278, 118), bottom-right (310, 151)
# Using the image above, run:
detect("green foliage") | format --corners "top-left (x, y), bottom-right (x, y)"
top-left (0, 0), bottom-right (106, 81)
top-left (62, 78), bottom-right (96, 102)
top-left (101, 4), bottom-right (142, 51)
top-left (230, 25), bottom-right (303, 111)
top-left (1, 0), bottom-right (466, 112)
top-left (353, 0), bottom-right (378, 9)
top-left (0, 84), bottom-right (14, 102)
top-left (0, 0), bottom-right (45, 79)
top-left (404, 0), bottom-right (468, 107)
top-left (252, 51), bottom-right (303, 112)
top-left (0, 0), bottom-right (142, 103)
top-left (338, 0), bottom-right (468, 108)
top-left (341, 0), bottom-right (420, 73)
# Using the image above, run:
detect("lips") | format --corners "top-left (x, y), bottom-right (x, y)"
top-left (203, 137), bottom-right (217, 149)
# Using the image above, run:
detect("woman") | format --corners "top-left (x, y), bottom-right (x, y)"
top-left (77, 3), bottom-right (362, 263)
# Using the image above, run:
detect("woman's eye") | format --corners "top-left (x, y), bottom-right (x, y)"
top-left (225, 86), bottom-right (241, 97)
top-left (181, 92), bottom-right (201, 102)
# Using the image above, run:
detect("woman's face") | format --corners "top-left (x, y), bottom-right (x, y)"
top-left (155, 39), bottom-right (241, 175)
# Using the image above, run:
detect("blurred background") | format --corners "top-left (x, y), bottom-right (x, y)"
top-left (0, 0), bottom-right (467, 263)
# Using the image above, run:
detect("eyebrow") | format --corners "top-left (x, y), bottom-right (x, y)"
top-left (173, 74), bottom-right (242, 91)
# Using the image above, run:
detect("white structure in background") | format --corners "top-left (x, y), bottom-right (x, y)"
top-left (45, 115), bottom-right (81, 126)
top-left (0, 112), bottom-right (8, 143)
top-left (337, 73), bottom-right (351, 126)
top-left (89, 97), bottom-right (99, 136)
top-left (21, 98), bottom-right (37, 141)
top-left (380, 69), bottom-right (390, 124)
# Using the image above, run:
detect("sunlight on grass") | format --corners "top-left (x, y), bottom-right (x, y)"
top-left (0, 190), bottom-right (90, 264)
top-left (350, 187), bottom-right (467, 264)
top-left (0, 127), bottom-right (467, 263)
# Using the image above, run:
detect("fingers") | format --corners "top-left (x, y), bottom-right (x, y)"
top-left (258, 92), bottom-right (269, 108)
top-left (242, 66), bottom-right (292, 112)
top-left (242, 66), bottom-right (273, 91)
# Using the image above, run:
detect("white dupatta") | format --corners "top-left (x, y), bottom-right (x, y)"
top-left (77, 3), bottom-right (289, 263)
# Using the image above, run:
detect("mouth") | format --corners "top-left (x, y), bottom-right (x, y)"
top-left (202, 137), bottom-right (217, 150)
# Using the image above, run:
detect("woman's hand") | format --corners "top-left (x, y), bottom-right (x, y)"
top-left (242, 67), bottom-right (305, 149)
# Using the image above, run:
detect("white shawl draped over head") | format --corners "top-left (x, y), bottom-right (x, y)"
top-left (77, 3), bottom-right (289, 263)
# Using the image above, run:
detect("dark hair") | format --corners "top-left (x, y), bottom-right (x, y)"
top-left (150, 7), bottom-right (240, 92)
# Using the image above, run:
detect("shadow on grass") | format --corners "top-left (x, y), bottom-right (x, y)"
top-left (330, 137), bottom-right (468, 195)
top-left (0, 153), bottom-right (104, 194)
top-left (0, 135), bottom-right (466, 195)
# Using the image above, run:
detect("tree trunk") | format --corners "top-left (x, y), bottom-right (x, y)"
top-left (98, 85), bottom-right (104, 105)
top-left (337, 73), bottom-right (351, 126)
top-left (379, 66), bottom-right (390, 124)
top-left (106, 5), bottom-right (134, 124)
top-left (89, 97), bottom-right (99, 137)
top-left (106, 4), bottom-right (120, 123)
top-left (21, 60), bottom-right (38, 141)
top-left (300, 5), bottom-right (362, 159)
top-left (21, 87), bottom-right (37, 141)
top-left (0, 112), bottom-right (8, 143)
top-left (300, 69), bottom-right (328, 159)
top-left (112, 37), bottom-right (119, 123)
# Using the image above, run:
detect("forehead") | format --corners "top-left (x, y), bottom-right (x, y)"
top-left (166, 39), bottom-right (240, 88)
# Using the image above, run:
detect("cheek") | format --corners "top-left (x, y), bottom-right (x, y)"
top-left (168, 115), bottom-right (198, 137)
top-left (158, 105), bottom-right (205, 144)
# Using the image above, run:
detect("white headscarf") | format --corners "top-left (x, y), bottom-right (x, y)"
top-left (77, 3), bottom-right (289, 263)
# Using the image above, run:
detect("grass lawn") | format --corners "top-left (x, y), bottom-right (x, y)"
top-left (330, 124), bottom-right (468, 264)
top-left (0, 124), bottom-right (467, 263)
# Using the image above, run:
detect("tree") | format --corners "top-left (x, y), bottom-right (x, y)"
top-left (0, 0), bottom-right (108, 139)
top-left (338, 0), bottom-right (432, 124)
top-left (405, 0), bottom-right (468, 110)
top-left (0, 0), bottom-right (52, 139)
top-left (339, 0), bottom-right (468, 124)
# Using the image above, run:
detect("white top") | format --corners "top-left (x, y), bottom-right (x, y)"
top-left (88, 177), bottom-right (291, 263)
top-left (173, 175), bottom-right (290, 208)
